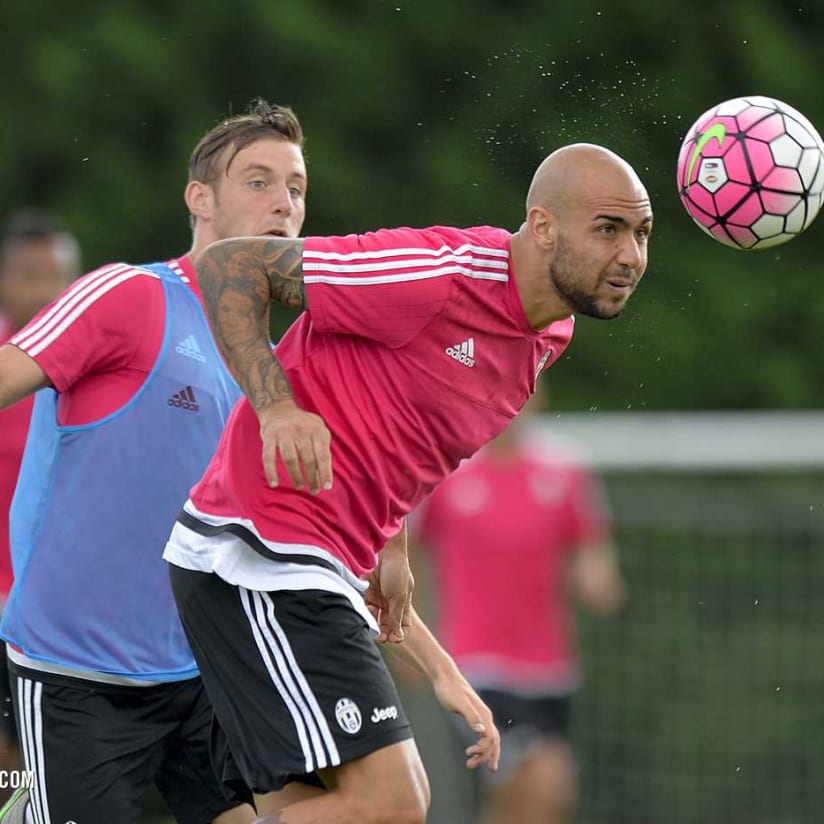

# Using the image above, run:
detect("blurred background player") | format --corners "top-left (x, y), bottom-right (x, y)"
top-left (0, 209), bottom-right (80, 804)
top-left (413, 380), bottom-right (627, 824)
top-left (0, 210), bottom-right (81, 600)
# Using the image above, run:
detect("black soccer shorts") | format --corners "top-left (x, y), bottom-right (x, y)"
top-left (9, 662), bottom-right (250, 824)
top-left (479, 688), bottom-right (573, 781)
top-left (479, 688), bottom-right (572, 741)
top-left (169, 565), bottom-right (413, 793)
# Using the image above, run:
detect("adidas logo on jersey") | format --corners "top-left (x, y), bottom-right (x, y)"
top-left (176, 335), bottom-right (206, 363)
top-left (445, 337), bottom-right (476, 368)
top-left (167, 385), bottom-right (199, 412)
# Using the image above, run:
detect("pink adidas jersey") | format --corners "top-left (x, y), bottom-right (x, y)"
top-left (190, 226), bottom-right (575, 577)
top-left (415, 441), bottom-right (610, 692)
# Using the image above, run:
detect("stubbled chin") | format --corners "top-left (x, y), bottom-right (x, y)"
top-left (593, 298), bottom-right (626, 320)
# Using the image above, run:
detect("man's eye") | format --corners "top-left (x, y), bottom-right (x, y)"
top-left (249, 180), bottom-right (266, 190)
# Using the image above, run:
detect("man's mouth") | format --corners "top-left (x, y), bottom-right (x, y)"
top-left (605, 276), bottom-right (634, 291)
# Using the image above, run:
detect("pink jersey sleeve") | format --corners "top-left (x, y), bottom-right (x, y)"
top-left (10, 263), bottom-right (163, 392)
top-left (303, 227), bottom-right (500, 348)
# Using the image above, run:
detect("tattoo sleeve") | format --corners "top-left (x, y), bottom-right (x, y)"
top-left (196, 237), bottom-right (307, 413)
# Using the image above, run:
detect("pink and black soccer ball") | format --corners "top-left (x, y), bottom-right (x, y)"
top-left (677, 95), bottom-right (824, 249)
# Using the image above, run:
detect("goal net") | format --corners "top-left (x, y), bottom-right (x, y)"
top-left (542, 411), bottom-right (824, 824)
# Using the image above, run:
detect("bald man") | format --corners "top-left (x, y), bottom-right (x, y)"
top-left (162, 142), bottom-right (652, 824)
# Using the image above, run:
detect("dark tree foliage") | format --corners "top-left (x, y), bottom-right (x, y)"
top-left (4, 0), bottom-right (824, 410)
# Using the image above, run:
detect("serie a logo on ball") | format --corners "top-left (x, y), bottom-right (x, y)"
top-left (676, 95), bottom-right (824, 249)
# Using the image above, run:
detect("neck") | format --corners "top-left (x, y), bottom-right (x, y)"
top-left (509, 227), bottom-right (571, 330)
top-left (186, 242), bottom-right (207, 266)
top-left (187, 223), bottom-right (217, 272)
top-left (185, 234), bottom-right (212, 288)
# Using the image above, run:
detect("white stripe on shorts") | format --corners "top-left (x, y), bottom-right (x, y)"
top-left (255, 591), bottom-right (341, 765)
top-left (240, 588), bottom-right (340, 772)
top-left (17, 677), bottom-right (50, 824)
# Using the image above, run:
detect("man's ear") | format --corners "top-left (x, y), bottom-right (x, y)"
top-left (527, 206), bottom-right (557, 251)
top-left (184, 180), bottom-right (214, 224)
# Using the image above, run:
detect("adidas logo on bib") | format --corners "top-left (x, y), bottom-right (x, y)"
top-left (445, 337), bottom-right (476, 368)
top-left (176, 335), bottom-right (206, 363)
top-left (167, 386), bottom-right (199, 412)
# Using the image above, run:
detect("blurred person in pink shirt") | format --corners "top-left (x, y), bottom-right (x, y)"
top-left (414, 382), bottom-right (627, 824)
top-left (0, 210), bottom-right (81, 601)
top-left (0, 209), bottom-right (80, 801)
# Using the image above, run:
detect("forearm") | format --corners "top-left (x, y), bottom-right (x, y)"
top-left (387, 605), bottom-right (501, 772)
top-left (387, 605), bottom-right (459, 683)
top-left (572, 541), bottom-right (628, 616)
top-left (365, 519), bottom-right (412, 643)
top-left (196, 236), bottom-right (305, 413)
top-left (383, 519), bottom-right (408, 557)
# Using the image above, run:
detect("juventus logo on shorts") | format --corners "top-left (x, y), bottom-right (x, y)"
top-left (334, 698), bottom-right (362, 734)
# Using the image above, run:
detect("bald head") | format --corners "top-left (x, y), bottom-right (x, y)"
top-left (511, 143), bottom-right (652, 328)
top-left (526, 143), bottom-right (648, 215)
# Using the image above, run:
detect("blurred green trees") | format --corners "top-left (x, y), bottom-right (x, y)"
top-left (4, 0), bottom-right (824, 411)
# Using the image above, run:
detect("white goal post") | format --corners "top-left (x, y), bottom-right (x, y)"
top-left (534, 410), bottom-right (824, 471)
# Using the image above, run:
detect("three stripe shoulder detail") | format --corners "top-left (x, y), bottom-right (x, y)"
top-left (12, 263), bottom-right (160, 357)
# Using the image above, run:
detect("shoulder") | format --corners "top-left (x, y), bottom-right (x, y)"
top-left (301, 227), bottom-right (510, 326)
top-left (84, 261), bottom-right (164, 287)
top-left (10, 262), bottom-right (165, 355)
top-left (432, 225), bottom-right (512, 251)
top-left (60, 262), bottom-right (164, 308)
top-left (58, 263), bottom-right (165, 328)
top-left (304, 225), bottom-right (511, 257)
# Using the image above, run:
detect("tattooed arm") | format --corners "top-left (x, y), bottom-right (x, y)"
top-left (196, 236), bottom-right (332, 494)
